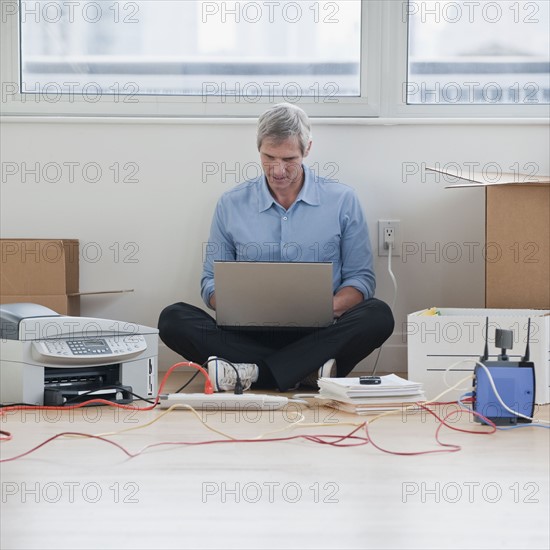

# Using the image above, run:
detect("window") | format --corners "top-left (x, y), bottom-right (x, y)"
top-left (407, 1), bottom-right (550, 105)
top-left (1, 0), bottom-right (548, 117)
top-left (3, 0), bottom-right (375, 116)
top-left (20, 0), bottom-right (362, 99)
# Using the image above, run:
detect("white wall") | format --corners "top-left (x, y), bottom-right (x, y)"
top-left (1, 118), bottom-right (548, 372)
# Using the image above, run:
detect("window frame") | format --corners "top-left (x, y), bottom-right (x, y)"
top-left (0, 0), bottom-right (548, 119)
top-left (382, 0), bottom-right (550, 118)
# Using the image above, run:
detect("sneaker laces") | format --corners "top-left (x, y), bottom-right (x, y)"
top-left (217, 361), bottom-right (256, 391)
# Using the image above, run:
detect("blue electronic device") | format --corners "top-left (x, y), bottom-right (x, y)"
top-left (473, 318), bottom-right (535, 425)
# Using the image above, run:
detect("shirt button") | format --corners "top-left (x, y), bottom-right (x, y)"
top-left (282, 216), bottom-right (288, 220)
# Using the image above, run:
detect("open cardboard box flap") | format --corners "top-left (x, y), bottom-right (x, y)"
top-left (426, 166), bottom-right (550, 188)
top-left (68, 290), bottom-right (134, 297)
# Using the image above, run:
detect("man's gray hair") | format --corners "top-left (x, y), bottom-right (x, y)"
top-left (257, 103), bottom-right (312, 154)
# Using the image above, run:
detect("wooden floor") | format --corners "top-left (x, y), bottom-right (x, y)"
top-left (1, 371), bottom-right (549, 550)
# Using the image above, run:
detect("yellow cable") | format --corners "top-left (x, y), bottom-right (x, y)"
top-left (367, 373), bottom-right (474, 424)
top-left (64, 373), bottom-right (474, 443)
top-left (93, 401), bottom-right (365, 441)
top-left (95, 404), bottom-right (240, 440)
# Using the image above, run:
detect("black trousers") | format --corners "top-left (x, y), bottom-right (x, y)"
top-left (158, 298), bottom-right (394, 391)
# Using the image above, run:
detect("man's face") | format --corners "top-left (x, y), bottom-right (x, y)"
top-left (259, 136), bottom-right (310, 196)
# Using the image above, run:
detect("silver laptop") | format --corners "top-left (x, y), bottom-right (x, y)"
top-left (214, 261), bottom-right (334, 328)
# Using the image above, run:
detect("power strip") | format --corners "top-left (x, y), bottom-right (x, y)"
top-left (158, 393), bottom-right (289, 410)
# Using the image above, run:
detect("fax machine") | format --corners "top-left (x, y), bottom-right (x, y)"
top-left (0, 303), bottom-right (158, 406)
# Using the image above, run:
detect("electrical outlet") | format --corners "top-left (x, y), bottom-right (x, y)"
top-left (378, 220), bottom-right (401, 256)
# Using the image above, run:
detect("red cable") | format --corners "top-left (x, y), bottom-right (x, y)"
top-left (0, 366), bottom-right (500, 462)
top-left (0, 403), bottom-right (499, 463)
top-left (0, 360), bottom-right (213, 418)
top-left (0, 428), bottom-right (372, 463)
top-left (0, 361), bottom-right (212, 454)
top-left (0, 432), bottom-right (138, 463)
top-left (364, 402), bottom-right (496, 456)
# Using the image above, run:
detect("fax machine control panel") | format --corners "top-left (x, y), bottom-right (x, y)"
top-left (32, 336), bottom-right (147, 364)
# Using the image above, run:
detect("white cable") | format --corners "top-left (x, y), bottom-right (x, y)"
top-left (443, 358), bottom-right (476, 391)
top-left (370, 241), bottom-right (398, 376)
top-left (387, 242), bottom-right (397, 310)
top-left (440, 357), bottom-right (546, 424)
top-left (288, 398), bottom-right (312, 406)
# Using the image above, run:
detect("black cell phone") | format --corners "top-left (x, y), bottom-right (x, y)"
top-left (359, 376), bottom-right (381, 385)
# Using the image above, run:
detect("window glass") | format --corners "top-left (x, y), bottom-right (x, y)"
top-left (407, 1), bottom-right (550, 104)
top-left (19, 0), bottom-right (362, 100)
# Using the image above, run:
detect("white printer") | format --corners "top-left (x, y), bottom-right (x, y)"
top-left (0, 303), bottom-right (158, 405)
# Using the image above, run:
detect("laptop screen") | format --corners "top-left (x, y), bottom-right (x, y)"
top-left (214, 261), bottom-right (334, 328)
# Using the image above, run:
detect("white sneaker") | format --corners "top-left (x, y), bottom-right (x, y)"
top-left (300, 359), bottom-right (337, 389)
top-left (207, 356), bottom-right (259, 392)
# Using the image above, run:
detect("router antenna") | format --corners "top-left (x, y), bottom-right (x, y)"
top-left (522, 318), bottom-right (531, 362)
top-left (481, 317), bottom-right (489, 362)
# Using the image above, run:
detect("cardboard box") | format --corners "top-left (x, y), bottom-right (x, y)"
top-left (0, 239), bottom-right (133, 315)
top-left (486, 183), bottom-right (549, 309)
top-left (407, 308), bottom-right (550, 404)
top-left (428, 167), bottom-right (550, 309)
top-left (1, 239), bottom-right (80, 315)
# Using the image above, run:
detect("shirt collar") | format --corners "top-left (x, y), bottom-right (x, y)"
top-left (258, 165), bottom-right (320, 212)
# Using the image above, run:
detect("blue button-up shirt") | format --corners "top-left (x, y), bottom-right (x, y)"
top-left (201, 165), bottom-right (375, 307)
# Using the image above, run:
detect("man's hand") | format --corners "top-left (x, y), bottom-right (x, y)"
top-left (333, 287), bottom-right (363, 318)
top-left (209, 292), bottom-right (216, 310)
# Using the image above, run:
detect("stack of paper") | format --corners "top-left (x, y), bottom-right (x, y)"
top-left (316, 374), bottom-right (426, 415)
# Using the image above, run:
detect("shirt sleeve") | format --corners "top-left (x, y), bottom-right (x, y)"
top-left (336, 191), bottom-right (376, 299)
top-left (200, 198), bottom-right (236, 308)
